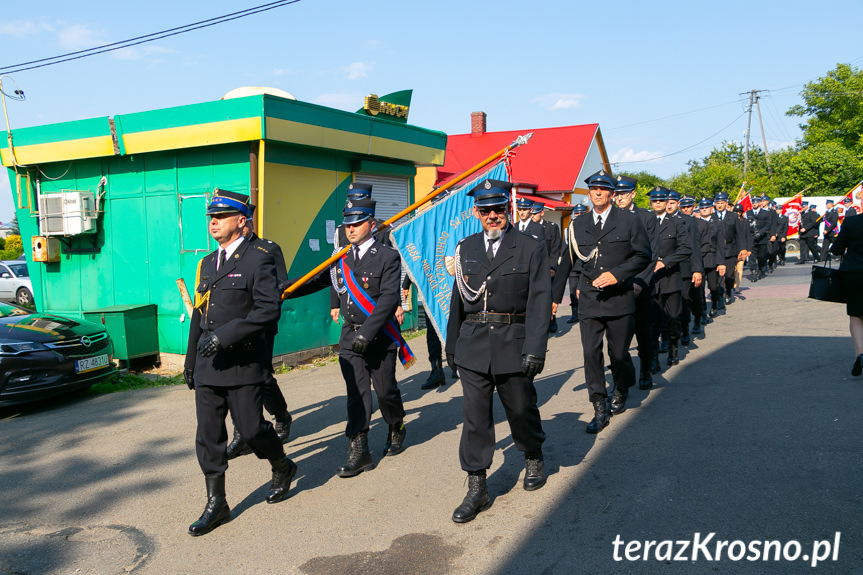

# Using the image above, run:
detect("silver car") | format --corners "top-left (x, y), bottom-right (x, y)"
top-left (0, 260), bottom-right (34, 306)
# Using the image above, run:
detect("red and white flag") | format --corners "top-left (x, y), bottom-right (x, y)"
top-left (839, 181), bottom-right (863, 220)
top-left (781, 192), bottom-right (803, 236)
top-left (736, 191), bottom-right (753, 213)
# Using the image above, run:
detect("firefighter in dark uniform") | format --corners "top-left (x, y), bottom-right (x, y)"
top-left (445, 179), bottom-right (550, 523)
top-left (774, 202), bottom-right (789, 266)
top-left (821, 199), bottom-right (840, 261)
top-left (612, 175), bottom-right (659, 390)
top-left (747, 195), bottom-right (777, 280)
top-left (530, 201), bottom-right (562, 333)
top-left (515, 197), bottom-right (545, 241)
top-left (565, 203), bottom-right (589, 323)
top-left (844, 196), bottom-right (859, 218)
top-left (697, 198), bottom-right (727, 322)
top-left (648, 187), bottom-right (692, 367)
top-left (668, 192), bottom-right (703, 347)
top-left (798, 203), bottom-right (820, 264)
top-left (711, 192), bottom-right (748, 304)
top-left (680, 196), bottom-right (720, 335)
top-left (183, 189), bottom-right (297, 537)
top-left (553, 171), bottom-right (651, 428)
top-left (287, 195), bottom-right (408, 477)
top-left (225, 214), bottom-right (294, 460)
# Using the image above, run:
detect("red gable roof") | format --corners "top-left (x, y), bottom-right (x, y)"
top-left (436, 123), bottom-right (600, 193)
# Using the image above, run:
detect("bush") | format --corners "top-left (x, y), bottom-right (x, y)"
top-left (0, 236), bottom-right (23, 260)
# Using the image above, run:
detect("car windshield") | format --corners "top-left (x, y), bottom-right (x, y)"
top-left (7, 264), bottom-right (29, 277)
top-left (0, 302), bottom-right (30, 317)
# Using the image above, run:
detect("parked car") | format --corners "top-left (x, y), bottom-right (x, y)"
top-left (0, 302), bottom-right (118, 405)
top-left (0, 260), bottom-right (34, 306)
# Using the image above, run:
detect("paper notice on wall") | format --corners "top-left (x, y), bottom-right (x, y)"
top-left (325, 220), bottom-right (336, 244)
top-left (309, 239), bottom-right (320, 252)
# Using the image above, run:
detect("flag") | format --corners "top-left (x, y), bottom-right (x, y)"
top-left (840, 180), bottom-right (863, 220)
top-left (733, 181), bottom-right (747, 205)
top-left (391, 162), bottom-right (509, 345)
top-left (780, 192), bottom-right (803, 236)
top-left (736, 191), bottom-right (753, 212)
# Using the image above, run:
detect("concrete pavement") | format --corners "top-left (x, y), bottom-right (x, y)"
top-left (1, 257), bottom-right (861, 574)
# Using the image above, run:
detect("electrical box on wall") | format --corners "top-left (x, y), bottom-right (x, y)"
top-left (38, 191), bottom-right (98, 236)
top-left (32, 236), bottom-right (61, 262)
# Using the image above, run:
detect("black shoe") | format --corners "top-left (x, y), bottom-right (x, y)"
top-left (667, 340), bottom-right (679, 366)
top-left (758, 271), bottom-right (766, 280)
top-left (649, 353), bottom-right (661, 374)
top-left (708, 308), bottom-right (717, 318)
top-left (566, 315), bottom-right (578, 324)
top-left (638, 372), bottom-right (653, 390)
top-left (549, 317), bottom-right (558, 333)
top-left (691, 323), bottom-right (702, 335)
top-left (609, 388), bottom-right (629, 415)
top-left (586, 399), bottom-right (611, 434)
top-left (452, 473), bottom-right (490, 523)
top-left (658, 339), bottom-right (668, 353)
top-left (274, 413), bottom-right (292, 444)
top-left (421, 364), bottom-right (446, 389)
top-left (681, 333), bottom-right (691, 346)
top-left (523, 456), bottom-right (546, 491)
top-left (750, 274), bottom-right (758, 283)
top-left (383, 423), bottom-right (406, 456)
top-left (337, 433), bottom-right (374, 478)
top-left (852, 354), bottom-right (863, 377)
top-left (725, 293), bottom-right (733, 306)
top-left (266, 456), bottom-right (297, 504)
top-left (225, 428), bottom-right (252, 460)
top-left (189, 477), bottom-right (232, 537)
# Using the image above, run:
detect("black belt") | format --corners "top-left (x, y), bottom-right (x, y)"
top-left (465, 312), bottom-right (525, 325)
top-left (345, 323), bottom-right (363, 331)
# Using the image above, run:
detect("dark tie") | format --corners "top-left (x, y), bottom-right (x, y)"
top-left (218, 249), bottom-right (227, 270)
top-left (486, 238), bottom-right (498, 263)
top-left (595, 217), bottom-right (602, 232)
top-left (353, 246), bottom-right (360, 263)
top-left (719, 212), bottom-right (724, 221)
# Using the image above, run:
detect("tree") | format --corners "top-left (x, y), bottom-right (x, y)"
top-left (787, 63), bottom-right (863, 157)
top-left (772, 142), bottom-right (860, 196)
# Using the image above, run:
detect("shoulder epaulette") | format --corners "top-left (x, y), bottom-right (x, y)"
top-left (255, 245), bottom-right (270, 254)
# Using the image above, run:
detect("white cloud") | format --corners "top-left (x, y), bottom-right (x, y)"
top-left (345, 61), bottom-right (373, 80)
top-left (533, 92), bottom-right (585, 111)
top-left (312, 93), bottom-right (362, 111)
top-left (610, 147), bottom-right (663, 164)
top-left (57, 24), bottom-right (105, 50)
top-left (0, 20), bottom-right (54, 38)
top-left (272, 68), bottom-right (290, 76)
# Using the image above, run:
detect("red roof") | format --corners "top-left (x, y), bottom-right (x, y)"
top-left (517, 193), bottom-right (572, 211)
top-left (437, 124), bottom-right (600, 193)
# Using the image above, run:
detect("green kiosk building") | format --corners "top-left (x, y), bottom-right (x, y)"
top-left (1, 90), bottom-right (446, 361)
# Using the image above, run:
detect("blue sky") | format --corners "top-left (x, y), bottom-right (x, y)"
top-left (2, 0), bottom-right (862, 223)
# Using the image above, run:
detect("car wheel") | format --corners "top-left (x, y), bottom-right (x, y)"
top-left (16, 287), bottom-right (33, 306)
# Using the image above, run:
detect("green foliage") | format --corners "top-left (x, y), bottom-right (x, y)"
top-left (0, 237), bottom-right (6, 251)
top-left (618, 171), bottom-right (665, 207)
top-left (0, 235), bottom-right (23, 260)
top-left (89, 373), bottom-right (184, 395)
top-left (773, 142), bottom-right (860, 196)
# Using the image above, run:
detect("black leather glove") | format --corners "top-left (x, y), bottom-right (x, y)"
top-left (183, 368), bottom-right (195, 390)
top-left (446, 353), bottom-right (456, 374)
top-left (197, 333), bottom-right (221, 358)
top-left (351, 334), bottom-right (370, 354)
top-left (522, 354), bottom-right (545, 378)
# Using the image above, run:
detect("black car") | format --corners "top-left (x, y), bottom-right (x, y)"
top-left (0, 302), bottom-right (118, 405)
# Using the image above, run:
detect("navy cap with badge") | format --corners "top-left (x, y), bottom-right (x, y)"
top-left (698, 198), bottom-right (713, 209)
top-left (714, 192), bottom-right (730, 202)
top-left (615, 175), bottom-right (638, 193)
top-left (572, 203), bottom-right (588, 215)
top-left (346, 182), bottom-right (373, 200)
top-left (649, 186), bottom-right (670, 202)
top-left (802, 201), bottom-right (810, 207)
top-left (516, 197), bottom-right (534, 210)
top-left (206, 188), bottom-right (254, 217)
top-left (843, 197), bottom-right (852, 204)
top-left (679, 195), bottom-right (696, 208)
top-left (667, 189), bottom-right (681, 201)
top-left (585, 170), bottom-right (616, 191)
top-left (468, 179), bottom-right (511, 207)
top-left (343, 197), bottom-right (376, 224)
top-left (733, 203), bottom-right (744, 213)
top-left (530, 201), bottom-right (545, 214)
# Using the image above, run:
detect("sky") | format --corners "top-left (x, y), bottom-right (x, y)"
top-left (1, 0), bottom-right (862, 223)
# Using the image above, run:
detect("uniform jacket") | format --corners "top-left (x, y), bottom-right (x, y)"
top-left (747, 208), bottom-right (776, 246)
top-left (185, 238), bottom-right (281, 386)
top-left (776, 214), bottom-right (789, 240)
top-left (291, 238), bottom-right (401, 350)
top-left (629, 206), bottom-right (659, 293)
top-left (553, 206), bottom-right (651, 318)
top-left (248, 232), bottom-right (287, 336)
top-left (823, 209), bottom-right (839, 239)
top-left (697, 216), bottom-right (724, 269)
top-left (540, 219), bottom-right (562, 272)
top-left (831, 213), bottom-right (863, 272)
top-left (711, 210), bottom-right (747, 258)
top-left (517, 219), bottom-right (546, 243)
top-left (846, 206), bottom-right (860, 218)
top-left (651, 214), bottom-right (693, 295)
top-left (446, 226), bottom-right (551, 374)
top-left (799, 210), bottom-right (820, 239)
top-left (674, 213), bottom-right (704, 278)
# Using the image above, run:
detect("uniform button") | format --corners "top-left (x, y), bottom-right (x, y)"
top-left (490, 325), bottom-right (495, 330)
top-left (598, 241), bottom-right (601, 244)
top-left (487, 276), bottom-right (491, 280)
top-left (600, 266), bottom-right (604, 270)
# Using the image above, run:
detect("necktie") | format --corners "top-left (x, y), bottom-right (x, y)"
top-left (719, 212), bottom-right (724, 221)
top-left (595, 217), bottom-right (602, 232)
top-left (353, 246), bottom-right (360, 262)
top-left (218, 249), bottom-right (227, 270)
top-left (486, 238), bottom-right (498, 263)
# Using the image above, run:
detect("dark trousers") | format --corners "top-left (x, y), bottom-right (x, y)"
top-left (800, 237), bottom-right (819, 262)
top-left (569, 274), bottom-right (579, 315)
top-left (778, 240), bottom-right (787, 263)
top-left (821, 236), bottom-right (835, 261)
top-left (230, 332), bottom-right (289, 430)
top-left (458, 366), bottom-right (545, 472)
top-left (755, 243), bottom-right (769, 273)
top-left (195, 383), bottom-right (284, 477)
top-left (680, 278), bottom-right (693, 335)
top-left (653, 291), bottom-right (682, 344)
top-left (690, 279), bottom-right (706, 323)
top-left (339, 342), bottom-right (404, 437)
top-left (423, 308), bottom-right (442, 361)
top-left (634, 291), bottom-right (654, 366)
top-left (579, 314), bottom-right (636, 402)
top-left (705, 267), bottom-right (720, 308)
top-left (723, 256), bottom-right (737, 293)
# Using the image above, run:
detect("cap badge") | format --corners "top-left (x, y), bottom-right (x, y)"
top-left (348, 183), bottom-right (354, 190)
top-left (346, 201), bottom-right (353, 208)
top-left (484, 181), bottom-right (492, 189)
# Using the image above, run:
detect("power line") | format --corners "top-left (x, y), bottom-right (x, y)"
top-left (605, 99), bottom-right (743, 132)
top-left (0, 0), bottom-right (304, 75)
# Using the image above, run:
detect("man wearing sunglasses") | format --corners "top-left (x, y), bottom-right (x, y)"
top-left (446, 179), bottom-right (551, 523)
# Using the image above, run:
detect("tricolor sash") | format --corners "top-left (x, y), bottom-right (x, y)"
top-left (339, 255), bottom-right (416, 369)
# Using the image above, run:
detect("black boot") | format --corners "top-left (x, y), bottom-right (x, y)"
top-left (421, 358), bottom-right (446, 390)
top-left (337, 433), bottom-right (374, 478)
top-left (273, 412), bottom-right (292, 444)
top-left (452, 472), bottom-right (490, 523)
top-left (383, 423), bottom-right (406, 456)
top-left (609, 387), bottom-right (629, 415)
top-left (567, 306), bottom-right (578, 324)
top-left (225, 427), bottom-right (252, 460)
top-left (523, 453), bottom-right (546, 491)
top-left (188, 477), bottom-right (231, 536)
top-left (691, 322), bottom-right (702, 335)
top-left (680, 329), bottom-right (691, 346)
top-left (266, 455), bottom-right (297, 504)
top-left (649, 352), bottom-right (661, 374)
top-left (657, 337), bottom-right (668, 353)
top-left (548, 317), bottom-right (558, 333)
top-left (667, 340), bottom-right (679, 366)
top-left (586, 399), bottom-right (610, 434)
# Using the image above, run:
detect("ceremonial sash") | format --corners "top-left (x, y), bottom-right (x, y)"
top-left (339, 255), bottom-right (416, 369)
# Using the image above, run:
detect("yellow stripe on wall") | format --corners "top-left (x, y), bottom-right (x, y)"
top-left (123, 118), bottom-right (262, 154)
top-left (1, 136), bottom-right (115, 166)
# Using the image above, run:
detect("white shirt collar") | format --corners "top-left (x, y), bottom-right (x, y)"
top-left (353, 235), bottom-right (376, 259)
top-left (219, 235), bottom-right (245, 267)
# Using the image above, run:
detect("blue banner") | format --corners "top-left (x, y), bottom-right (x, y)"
top-left (391, 162), bottom-right (508, 345)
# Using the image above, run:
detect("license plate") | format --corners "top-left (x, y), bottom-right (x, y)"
top-left (75, 354), bottom-right (110, 374)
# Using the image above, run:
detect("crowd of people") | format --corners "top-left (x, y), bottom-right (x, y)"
top-left (180, 174), bottom-right (860, 536)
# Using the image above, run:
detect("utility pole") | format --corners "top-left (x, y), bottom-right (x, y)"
top-left (755, 94), bottom-right (774, 181)
top-left (743, 90), bottom-right (755, 178)
top-left (740, 88), bottom-right (774, 182)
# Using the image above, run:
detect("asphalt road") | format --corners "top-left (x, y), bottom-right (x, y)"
top-left (1, 257), bottom-right (861, 575)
